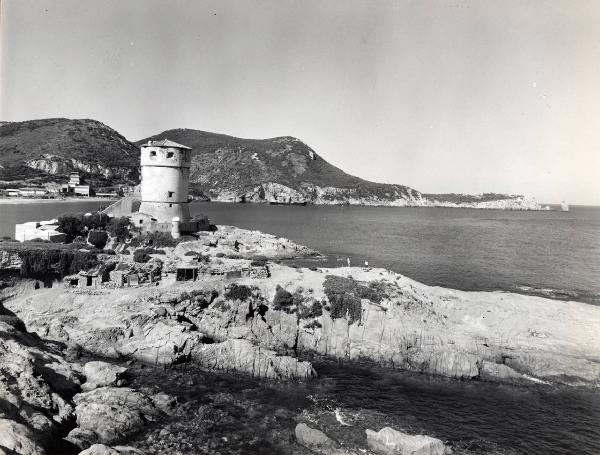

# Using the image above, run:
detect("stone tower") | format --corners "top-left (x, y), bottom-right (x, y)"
top-left (139, 139), bottom-right (192, 223)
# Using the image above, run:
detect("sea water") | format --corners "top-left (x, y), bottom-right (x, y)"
top-left (1, 201), bottom-right (598, 303)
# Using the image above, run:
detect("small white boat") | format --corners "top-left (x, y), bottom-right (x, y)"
top-left (560, 201), bottom-right (569, 212)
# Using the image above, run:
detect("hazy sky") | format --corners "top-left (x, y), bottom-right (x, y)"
top-left (2, 0), bottom-right (599, 204)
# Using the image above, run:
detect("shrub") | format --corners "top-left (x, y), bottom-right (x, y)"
top-left (57, 214), bottom-right (84, 241)
top-left (304, 320), bottom-right (322, 330)
top-left (88, 230), bottom-right (108, 249)
top-left (273, 285), bottom-right (293, 310)
top-left (323, 275), bottom-right (364, 324)
top-left (184, 251), bottom-right (199, 256)
top-left (250, 255), bottom-right (268, 267)
top-left (82, 212), bottom-right (110, 230)
top-left (121, 248), bottom-right (131, 254)
top-left (224, 284), bottom-right (253, 301)
top-left (133, 250), bottom-right (151, 263)
top-left (129, 231), bottom-right (178, 248)
top-left (216, 252), bottom-right (225, 258)
top-left (104, 249), bottom-right (116, 255)
top-left (18, 249), bottom-right (98, 278)
top-left (106, 217), bottom-right (131, 241)
top-left (298, 299), bottom-right (323, 319)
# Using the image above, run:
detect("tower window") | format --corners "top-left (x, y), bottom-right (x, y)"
top-left (167, 152), bottom-right (174, 159)
top-left (168, 191), bottom-right (174, 198)
top-left (150, 151), bottom-right (156, 157)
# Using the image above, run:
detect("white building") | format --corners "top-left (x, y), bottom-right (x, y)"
top-left (15, 219), bottom-right (66, 243)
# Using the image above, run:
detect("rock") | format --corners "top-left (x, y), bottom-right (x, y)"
top-left (150, 392), bottom-right (177, 413)
top-left (192, 338), bottom-right (317, 380)
top-left (0, 419), bottom-right (46, 455)
top-left (66, 428), bottom-right (99, 450)
top-left (365, 427), bottom-right (449, 455)
top-left (0, 317), bottom-right (77, 447)
top-left (82, 361), bottom-right (128, 391)
top-left (71, 387), bottom-right (163, 445)
top-left (295, 423), bottom-right (339, 451)
top-left (78, 444), bottom-right (143, 455)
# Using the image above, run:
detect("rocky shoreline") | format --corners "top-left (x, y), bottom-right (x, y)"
top-left (1, 226), bottom-right (598, 454)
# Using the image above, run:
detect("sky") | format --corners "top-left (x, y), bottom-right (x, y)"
top-left (2, 0), bottom-right (599, 205)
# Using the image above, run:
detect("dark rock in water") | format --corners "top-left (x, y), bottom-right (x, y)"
top-left (365, 427), bottom-right (449, 455)
top-left (295, 423), bottom-right (340, 452)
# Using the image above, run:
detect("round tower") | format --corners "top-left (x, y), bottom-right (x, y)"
top-left (139, 139), bottom-right (192, 223)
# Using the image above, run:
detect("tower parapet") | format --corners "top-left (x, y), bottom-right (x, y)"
top-left (139, 139), bottom-right (192, 223)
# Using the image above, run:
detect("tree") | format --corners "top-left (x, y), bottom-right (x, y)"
top-left (57, 215), bottom-right (84, 241)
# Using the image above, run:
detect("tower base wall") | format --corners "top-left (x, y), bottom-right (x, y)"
top-left (138, 201), bottom-right (190, 223)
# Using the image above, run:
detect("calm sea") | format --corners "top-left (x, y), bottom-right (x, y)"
top-left (189, 202), bottom-right (600, 304)
top-left (1, 200), bottom-right (598, 304)
top-left (2, 200), bottom-right (600, 454)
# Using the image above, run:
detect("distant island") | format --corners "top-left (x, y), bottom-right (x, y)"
top-left (0, 118), bottom-right (543, 209)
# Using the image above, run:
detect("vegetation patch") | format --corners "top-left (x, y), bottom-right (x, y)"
top-left (250, 255), bottom-right (268, 267)
top-left (323, 275), bottom-right (389, 324)
top-left (273, 285), bottom-right (293, 311)
top-left (224, 284), bottom-right (253, 302)
top-left (129, 231), bottom-right (179, 248)
top-left (17, 249), bottom-right (98, 278)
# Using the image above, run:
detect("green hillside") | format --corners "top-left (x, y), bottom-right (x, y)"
top-left (0, 118), bottom-right (138, 187)
top-left (136, 129), bottom-right (416, 201)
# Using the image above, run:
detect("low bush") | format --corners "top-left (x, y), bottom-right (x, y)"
top-left (129, 231), bottom-right (178, 248)
top-left (133, 250), bottom-right (151, 263)
top-left (184, 251), bottom-right (199, 256)
top-left (224, 284), bottom-right (253, 302)
top-left (88, 230), bottom-right (108, 249)
top-left (18, 249), bottom-right (98, 278)
top-left (250, 255), bottom-right (268, 267)
top-left (106, 217), bottom-right (131, 241)
top-left (297, 299), bottom-right (323, 319)
top-left (216, 252), bottom-right (225, 258)
top-left (304, 320), bottom-right (322, 330)
top-left (273, 285), bottom-right (293, 310)
top-left (323, 275), bottom-right (363, 324)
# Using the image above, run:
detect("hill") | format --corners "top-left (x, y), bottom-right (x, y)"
top-left (0, 118), bottom-right (139, 188)
top-left (136, 129), bottom-right (420, 204)
top-left (0, 118), bottom-right (541, 208)
top-left (136, 129), bottom-right (540, 209)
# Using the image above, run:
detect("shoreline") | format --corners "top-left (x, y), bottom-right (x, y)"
top-left (0, 197), bottom-right (117, 205)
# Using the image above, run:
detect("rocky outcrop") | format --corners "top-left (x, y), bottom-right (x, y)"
top-left (78, 444), bottom-right (143, 455)
top-left (81, 361), bottom-right (128, 391)
top-left (25, 155), bottom-right (131, 180)
top-left (216, 180), bottom-right (543, 210)
top-left (0, 419), bottom-right (46, 455)
top-left (192, 339), bottom-right (316, 380)
top-left (295, 423), bottom-right (340, 453)
top-left (4, 236), bottom-right (600, 387)
top-left (365, 427), bottom-right (449, 455)
top-left (67, 387), bottom-right (167, 447)
top-left (174, 225), bottom-right (319, 259)
top-left (0, 314), bottom-right (80, 451)
top-left (0, 250), bottom-right (21, 270)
